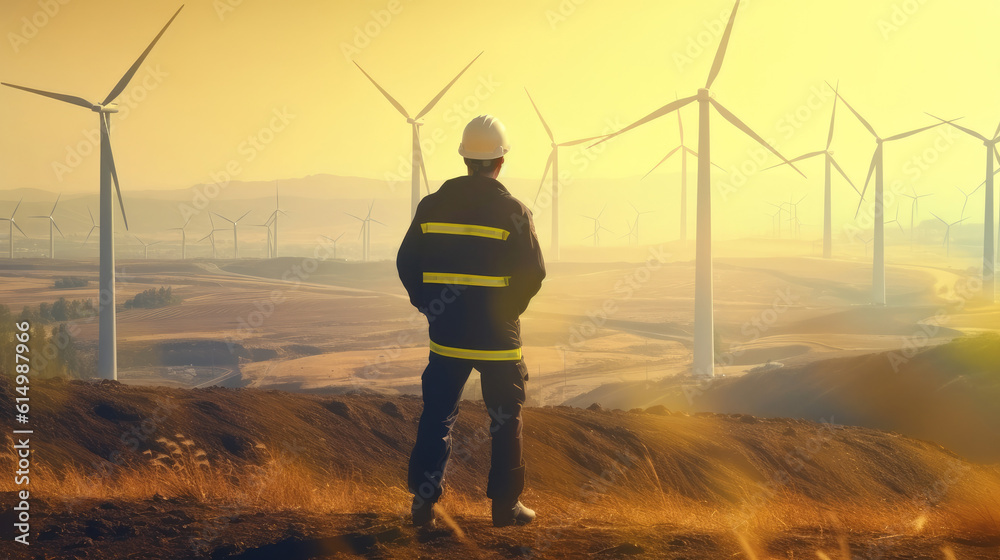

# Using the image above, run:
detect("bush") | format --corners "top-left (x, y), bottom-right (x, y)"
top-left (53, 277), bottom-right (89, 289)
top-left (124, 287), bottom-right (181, 310)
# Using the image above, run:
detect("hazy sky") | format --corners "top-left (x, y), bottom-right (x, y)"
top-left (1, 0), bottom-right (999, 228)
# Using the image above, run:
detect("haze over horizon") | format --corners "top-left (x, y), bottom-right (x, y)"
top-left (0, 0), bottom-right (998, 243)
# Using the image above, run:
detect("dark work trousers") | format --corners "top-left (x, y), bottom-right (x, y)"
top-left (408, 352), bottom-right (528, 506)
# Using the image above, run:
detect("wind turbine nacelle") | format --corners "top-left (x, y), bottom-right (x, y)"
top-left (94, 103), bottom-right (120, 114)
top-left (697, 88), bottom-right (716, 100)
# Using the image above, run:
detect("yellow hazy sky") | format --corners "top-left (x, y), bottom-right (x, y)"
top-left (1, 0), bottom-right (998, 225)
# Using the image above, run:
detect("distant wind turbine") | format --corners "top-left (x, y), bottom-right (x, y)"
top-left (320, 233), bottom-right (345, 260)
top-left (265, 182), bottom-right (287, 258)
top-left (834, 85), bottom-right (950, 305)
top-left (29, 194), bottom-right (64, 259)
top-left (885, 205), bottom-right (904, 234)
top-left (928, 114), bottom-right (1000, 300)
top-left (2, 5), bottom-right (184, 380)
top-left (765, 83), bottom-right (857, 257)
top-left (212, 210), bottom-right (251, 259)
top-left (167, 216), bottom-right (193, 259)
top-left (347, 201), bottom-right (384, 262)
top-left (355, 52), bottom-right (482, 219)
top-left (957, 183), bottom-right (983, 220)
top-left (931, 212), bottom-right (968, 258)
top-left (591, 0), bottom-right (804, 376)
top-left (900, 186), bottom-right (932, 244)
top-left (642, 97), bottom-right (725, 242)
top-left (83, 207), bottom-right (100, 245)
top-left (525, 88), bottom-right (607, 260)
top-left (582, 206), bottom-right (612, 247)
top-left (198, 214), bottom-right (226, 259)
top-left (133, 235), bottom-right (161, 260)
top-left (1, 199), bottom-right (26, 258)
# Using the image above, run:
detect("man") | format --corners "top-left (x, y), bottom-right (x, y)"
top-left (396, 115), bottom-right (545, 528)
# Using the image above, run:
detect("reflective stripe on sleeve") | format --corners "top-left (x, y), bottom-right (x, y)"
top-left (423, 272), bottom-right (510, 287)
top-left (430, 340), bottom-right (522, 361)
top-left (421, 222), bottom-right (510, 240)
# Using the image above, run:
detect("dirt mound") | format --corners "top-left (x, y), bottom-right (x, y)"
top-left (572, 334), bottom-right (1000, 463)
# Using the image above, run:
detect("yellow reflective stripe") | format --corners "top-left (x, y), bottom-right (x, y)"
top-left (423, 272), bottom-right (510, 287)
top-left (421, 222), bottom-right (510, 240)
top-left (430, 340), bottom-right (522, 361)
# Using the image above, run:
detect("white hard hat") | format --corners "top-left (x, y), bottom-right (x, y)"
top-left (458, 115), bottom-right (510, 160)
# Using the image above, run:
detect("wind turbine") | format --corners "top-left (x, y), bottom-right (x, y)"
top-left (198, 214), bottom-right (226, 259)
top-left (765, 207), bottom-right (782, 238)
top-left (928, 115), bottom-right (1000, 300)
top-left (932, 212), bottom-right (968, 258)
top-left (133, 235), bottom-right (161, 260)
top-left (29, 194), bottom-right (65, 258)
top-left (860, 233), bottom-right (874, 258)
top-left (625, 203), bottom-right (653, 246)
top-left (957, 183), bottom-right (983, 220)
top-left (83, 207), bottom-right (100, 245)
top-left (765, 83), bottom-right (857, 257)
top-left (265, 182), bottom-right (287, 258)
top-left (582, 206), bottom-right (612, 247)
top-left (252, 218), bottom-right (275, 258)
top-left (619, 220), bottom-right (637, 246)
top-left (833, 86), bottom-right (949, 305)
top-left (1, 199), bottom-right (26, 258)
top-left (2, 5), bottom-right (184, 380)
top-left (900, 186), bottom-right (932, 244)
top-left (642, 98), bottom-right (725, 242)
top-left (591, 0), bottom-right (804, 377)
top-left (355, 52), bottom-right (482, 219)
top-left (167, 216), bottom-right (193, 259)
top-left (347, 201), bottom-right (384, 262)
top-left (320, 233), bottom-right (345, 260)
top-left (212, 210), bottom-right (251, 259)
top-left (885, 205), bottom-right (904, 234)
top-left (525, 88), bottom-right (607, 260)
top-left (787, 194), bottom-right (807, 239)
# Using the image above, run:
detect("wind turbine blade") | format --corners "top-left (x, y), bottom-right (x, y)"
top-left (198, 232), bottom-right (213, 242)
top-left (103, 5), bottom-right (185, 105)
top-left (12, 221), bottom-right (26, 237)
top-left (52, 221), bottom-right (65, 238)
top-left (993, 144), bottom-right (1000, 168)
top-left (532, 150), bottom-right (555, 209)
top-left (953, 217), bottom-right (969, 226)
top-left (525, 88), bottom-right (554, 143)
top-left (558, 135), bottom-right (609, 147)
top-left (826, 81), bottom-right (839, 150)
top-left (854, 147), bottom-right (879, 218)
top-left (710, 99), bottom-right (805, 177)
top-left (762, 151), bottom-right (823, 171)
top-left (84, 228), bottom-right (96, 245)
top-left (211, 212), bottom-right (235, 224)
top-left (11, 198), bottom-right (22, 217)
top-left (925, 113), bottom-right (984, 142)
top-left (705, 0), bottom-right (741, 89)
top-left (829, 155), bottom-right (859, 195)
top-left (641, 145), bottom-right (682, 180)
top-left (236, 210), bottom-right (251, 222)
top-left (415, 51), bottom-right (483, 119)
top-left (88, 207), bottom-right (96, 225)
top-left (930, 212), bottom-right (947, 226)
top-left (354, 62), bottom-right (410, 119)
top-left (590, 95), bottom-right (698, 148)
top-left (830, 84), bottom-right (878, 140)
top-left (2, 83), bottom-right (94, 109)
top-left (345, 212), bottom-right (365, 222)
top-left (885, 122), bottom-right (946, 142)
top-left (101, 115), bottom-right (128, 230)
top-left (50, 193), bottom-right (61, 215)
top-left (370, 218), bottom-right (387, 226)
top-left (183, 215), bottom-right (192, 228)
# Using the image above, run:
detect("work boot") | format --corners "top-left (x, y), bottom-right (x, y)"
top-left (492, 500), bottom-right (535, 527)
top-left (411, 497), bottom-right (436, 528)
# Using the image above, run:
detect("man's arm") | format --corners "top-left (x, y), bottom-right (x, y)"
top-left (508, 206), bottom-right (546, 316)
top-left (396, 205), bottom-right (425, 310)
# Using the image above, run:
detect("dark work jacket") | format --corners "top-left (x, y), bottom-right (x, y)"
top-left (396, 174), bottom-right (546, 358)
